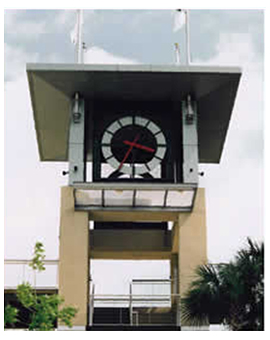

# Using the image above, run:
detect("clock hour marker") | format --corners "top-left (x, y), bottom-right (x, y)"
top-left (119, 116), bottom-right (133, 126)
top-left (135, 116), bottom-right (149, 127)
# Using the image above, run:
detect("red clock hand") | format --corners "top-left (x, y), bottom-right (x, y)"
top-left (118, 134), bottom-right (140, 171)
top-left (123, 140), bottom-right (155, 153)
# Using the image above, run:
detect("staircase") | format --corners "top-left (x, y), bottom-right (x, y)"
top-left (87, 307), bottom-right (180, 331)
top-left (93, 307), bottom-right (130, 325)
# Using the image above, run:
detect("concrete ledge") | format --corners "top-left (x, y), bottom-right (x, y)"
top-left (90, 250), bottom-right (171, 260)
top-left (57, 325), bottom-right (86, 331)
top-left (181, 326), bottom-right (209, 331)
top-left (87, 325), bottom-right (181, 331)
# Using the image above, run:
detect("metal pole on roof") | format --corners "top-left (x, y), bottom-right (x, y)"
top-left (185, 10), bottom-right (191, 65)
top-left (70, 10), bottom-right (84, 64)
top-left (174, 9), bottom-right (191, 65)
top-left (77, 10), bottom-right (83, 64)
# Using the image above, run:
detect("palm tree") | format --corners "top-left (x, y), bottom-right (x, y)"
top-left (181, 238), bottom-right (264, 330)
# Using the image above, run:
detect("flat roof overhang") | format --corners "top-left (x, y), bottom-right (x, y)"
top-left (27, 63), bottom-right (241, 163)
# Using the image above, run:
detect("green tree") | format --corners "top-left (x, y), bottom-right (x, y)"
top-left (181, 238), bottom-right (264, 330)
top-left (4, 242), bottom-right (78, 330)
top-left (4, 305), bottom-right (18, 326)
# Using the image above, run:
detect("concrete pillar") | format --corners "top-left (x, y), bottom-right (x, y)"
top-left (170, 254), bottom-right (179, 297)
top-left (178, 188), bottom-right (208, 328)
top-left (170, 253), bottom-right (180, 327)
top-left (58, 186), bottom-right (89, 330)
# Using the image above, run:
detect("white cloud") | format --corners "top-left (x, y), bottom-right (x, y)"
top-left (195, 33), bottom-right (261, 65)
top-left (197, 32), bottom-right (264, 263)
top-left (4, 43), bottom-right (38, 80)
top-left (5, 15), bottom-right (47, 41)
top-left (84, 46), bottom-right (139, 64)
top-left (4, 9), bottom-right (19, 28)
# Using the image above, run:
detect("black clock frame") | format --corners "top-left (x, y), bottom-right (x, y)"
top-left (92, 100), bottom-right (183, 183)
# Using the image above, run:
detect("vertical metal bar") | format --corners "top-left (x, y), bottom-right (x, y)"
top-left (176, 295), bottom-right (180, 328)
top-left (129, 283), bottom-right (133, 325)
top-left (68, 93), bottom-right (86, 185)
top-left (90, 284), bottom-right (95, 326)
top-left (181, 97), bottom-right (198, 184)
top-left (185, 10), bottom-right (191, 65)
top-left (101, 189), bottom-right (105, 207)
top-left (163, 190), bottom-right (168, 207)
top-left (132, 189), bottom-right (136, 207)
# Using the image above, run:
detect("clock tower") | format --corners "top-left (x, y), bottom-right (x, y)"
top-left (27, 63), bottom-right (241, 330)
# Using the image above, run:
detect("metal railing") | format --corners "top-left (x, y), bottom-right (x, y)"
top-left (89, 293), bottom-right (181, 326)
top-left (89, 279), bottom-right (180, 327)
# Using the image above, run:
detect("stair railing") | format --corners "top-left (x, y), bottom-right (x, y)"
top-left (89, 283), bottom-right (95, 326)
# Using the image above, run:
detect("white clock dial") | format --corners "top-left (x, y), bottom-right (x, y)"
top-left (101, 116), bottom-right (167, 176)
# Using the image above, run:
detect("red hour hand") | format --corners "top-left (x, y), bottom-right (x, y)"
top-left (118, 134), bottom-right (140, 171)
top-left (123, 140), bottom-right (155, 153)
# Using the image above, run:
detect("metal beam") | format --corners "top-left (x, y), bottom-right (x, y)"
top-left (75, 206), bottom-right (192, 213)
top-left (73, 182), bottom-right (197, 191)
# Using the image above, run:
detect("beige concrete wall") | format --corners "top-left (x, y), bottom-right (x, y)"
top-left (58, 186), bottom-right (89, 328)
top-left (90, 229), bottom-right (171, 259)
top-left (178, 188), bottom-right (208, 325)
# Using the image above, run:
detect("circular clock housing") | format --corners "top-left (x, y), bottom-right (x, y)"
top-left (101, 116), bottom-right (167, 176)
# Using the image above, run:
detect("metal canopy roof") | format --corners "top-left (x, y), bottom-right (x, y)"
top-left (27, 63), bottom-right (241, 163)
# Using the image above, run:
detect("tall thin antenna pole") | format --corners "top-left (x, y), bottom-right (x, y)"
top-left (185, 10), bottom-right (191, 65)
top-left (75, 9), bottom-right (83, 64)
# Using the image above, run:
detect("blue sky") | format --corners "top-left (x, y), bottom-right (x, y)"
top-left (4, 8), bottom-right (264, 293)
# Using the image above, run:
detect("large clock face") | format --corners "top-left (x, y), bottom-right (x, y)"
top-left (101, 116), bottom-right (167, 176)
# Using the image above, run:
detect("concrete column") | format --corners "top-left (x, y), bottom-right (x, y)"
top-left (170, 253), bottom-right (180, 327)
top-left (170, 254), bottom-right (179, 297)
top-left (58, 186), bottom-right (89, 329)
top-left (178, 188), bottom-right (207, 328)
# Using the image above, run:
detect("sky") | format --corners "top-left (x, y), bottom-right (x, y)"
top-left (4, 8), bottom-right (264, 294)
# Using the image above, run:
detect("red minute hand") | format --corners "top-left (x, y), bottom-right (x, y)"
top-left (123, 140), bottom-right (155, 153)
top-left (118, 134), bottom-right (140, 171)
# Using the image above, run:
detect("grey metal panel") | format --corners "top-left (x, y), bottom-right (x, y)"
top-left (68, 96), bottom-right (85, 184)
top-left (27, 63), bottom-right (241, 163)
top-left (182, 99), bottom-right (199, 184)
top-left (182, 145), bottom-right (199, 183)
top-left (69, 162), bottom-right (85, 184)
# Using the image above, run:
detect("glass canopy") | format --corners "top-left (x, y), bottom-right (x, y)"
top-left (73, 183), bottom-right (197, 212)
